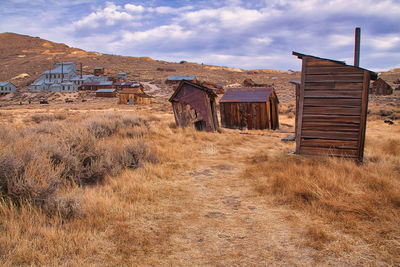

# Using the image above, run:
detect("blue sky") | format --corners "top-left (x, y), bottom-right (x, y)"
top-left (1, 0), bottom-right (399, 71)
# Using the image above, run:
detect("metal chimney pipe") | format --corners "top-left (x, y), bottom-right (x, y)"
top-left (61, 62), bottom-right (64, 82)
top-left (80, 63), bottom-right (83, 79)
top-left (354, 27), bottom-right (361, 67)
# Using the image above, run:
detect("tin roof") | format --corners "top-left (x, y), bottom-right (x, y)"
top-left (114, 82), bottom-right (141, 87)
top-left (96, 89), bottom-right (115, 93)
top-left (0, 81), bottom-right (14, 86)
top-left (168, 75), bottom-right (195, 81)
top-left (219, 87), bottom-right (274, 103)
top-left (83, 81), bottom-right (113, 86)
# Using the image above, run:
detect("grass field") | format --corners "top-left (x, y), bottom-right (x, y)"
top-left (0, 99), bottom-right (399, 266)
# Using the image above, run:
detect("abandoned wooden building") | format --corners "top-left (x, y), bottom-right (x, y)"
top-left (219, 87), bottom-right (279, 130)
top-left (292, 51), bottom-right (377, 161)
top-left (166, 75), bottom-right (196, 84)
top-left (95, 88), bottom-right (116, 97)
top-left (371, 78), bottom-right (393, 95)
top-left (119, 88), bottom-right (154, 105)
top-left (169, 80), bottom-right (219, 132)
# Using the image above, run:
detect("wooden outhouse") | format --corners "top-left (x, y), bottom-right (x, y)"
top-left (169, 81), bottom-right (219, 132)
top-left (292, 51), bottom-right (377, 161)
top-left (371, 78), bottom-right (393, 95)
top-left (219, 87), bottom-right (279, 130)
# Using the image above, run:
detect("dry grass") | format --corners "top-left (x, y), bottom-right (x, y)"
top-left (243, 122), bottom-right (400, 264)
top-left (0, 102), bottom-right (399, 265)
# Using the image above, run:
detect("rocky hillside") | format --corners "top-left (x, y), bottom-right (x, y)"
top-left (0, 32), bottom-right (300, 103)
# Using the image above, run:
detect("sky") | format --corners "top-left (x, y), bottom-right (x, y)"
top-left (0, 0), bottom-right (399, 71)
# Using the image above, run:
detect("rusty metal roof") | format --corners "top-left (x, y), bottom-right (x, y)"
top-left (219, 87), bottom-right (274, 103)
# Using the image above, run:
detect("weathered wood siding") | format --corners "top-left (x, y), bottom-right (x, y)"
top-left (220, 101), bottom-right (278, 130)
top-left (170, 83), bottom-right (218, 132)
top-left (296, 56), bottom-right (370, 161)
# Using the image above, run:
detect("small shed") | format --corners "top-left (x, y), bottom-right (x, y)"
top-left (219, 87), bottom-right (279, 130)
top-left (371, 78), bottom-right (393, 95)
top-left (95, 88), bottom-right (116, 97)
top-left (292, 51), bottom-right (377, 161)
top-left (169, 80), bottom-right (219, 132)
top-left (0, 82), bottom-right (16, 94)
top-left (166, 75), bottom-right (196, 84)
top-left (119, 88), bottom-right (154, 105)
top-left (81, 81), bottom-right (113, 90)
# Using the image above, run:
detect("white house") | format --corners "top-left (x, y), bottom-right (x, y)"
top-left (29, 62), bottom-right (94, 93)
top-left (0, 82), bottom-right (16, 94)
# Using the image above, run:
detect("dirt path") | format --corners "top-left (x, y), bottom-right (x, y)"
top-left (163, 134), bottom-right (323, 266)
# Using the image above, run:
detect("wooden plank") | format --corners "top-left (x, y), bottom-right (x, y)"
top-left (266, 100), bottom-right (271, 129)
top-left (296, 57), bottom-right (307, 153)
top-left (303, 106), bottom-right (361, 115)
top-left (306, 66), bottom-right (364, 74)
top-left (300, 146), bottom-right (358, 157)
top-left (302, 114), bottom-right (361, 123)
top-left (305, 74), bottom-right (364, 83)
top-left (247, 102), bottom-right (252, 130)
top-left (305, 82), bottom-right (363, 90)
top-left (301, 130), bottom-right (359, 140)
top-left (357, 71), bottom-right (370, 161)
top-left (304, 98), bottom-right (362, 107)
top-left (301, 139), bottom-right (358, 149)
top-left (220, 103), bottom-right (225, 127)
top-left (251, 103), bottom-right (256, 130)
top-left (306, 60), bottom-right (343, 67)
top-left (302, 123), bottom-right (360, 132)
top-left (304, 90), bottom-right (362, 98)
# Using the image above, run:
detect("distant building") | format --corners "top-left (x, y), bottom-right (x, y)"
top-left (94, 67), bottom-right (105, 76)
top-left (114, 82), bottom-right (143, 90)
top-left (371, 78), bottom-right (393, 95)
top-left (81, 81), bottom-right (113, 91)
top-left (95, 88), bottom-right (116, 97)
top-left (0, 82), bottom-right (16, 94)
top-left (117, 73), bottom-right (127, 81)
top-left (29, 62), bottom-right (87, 93)
top-left (119, 87), bottom-right (154, 105)
top-left (166, 75), bottom-right (196, 84)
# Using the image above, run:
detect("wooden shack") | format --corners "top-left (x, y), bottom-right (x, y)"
top-left (95, 88), bottom-right (116, 97)
top-left (371, 78), bottom-right (393, 95)
top-left (292, 51), bottom-right (377, 161)
top-left (169, 81), bottom-right (219, 132)
top-left (119, 88), bottom-right (154, 105)
top-left (219, 87), bottom-right (279, 130)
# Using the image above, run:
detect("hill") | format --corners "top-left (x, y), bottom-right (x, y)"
top-left (0, 32), bottom-right (299, 103)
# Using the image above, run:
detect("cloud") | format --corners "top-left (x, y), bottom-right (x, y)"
top-left (1, 0), bottom-right (399, 70)
top-left (124, 4), bottom-right (144, 13)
